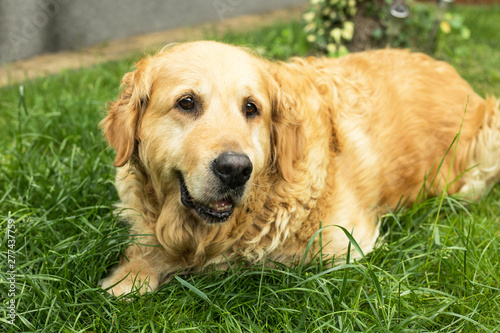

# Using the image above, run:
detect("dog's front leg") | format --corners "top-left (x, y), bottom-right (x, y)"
top-left (100, 241), bottom-right (163, 296)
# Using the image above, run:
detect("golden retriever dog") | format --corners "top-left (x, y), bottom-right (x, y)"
top-left (100, 41), bottom-right (500, 296)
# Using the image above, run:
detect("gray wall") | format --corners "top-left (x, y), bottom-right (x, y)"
top-left (0, 0), bottom-right (306, 65)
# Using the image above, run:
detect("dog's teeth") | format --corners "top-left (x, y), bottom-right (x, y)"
top-left (209, 201), bottom-right (233, 212)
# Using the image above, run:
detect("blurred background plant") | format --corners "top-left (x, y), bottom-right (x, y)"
top-left (303, 0), bottom-right (471, 56)
top-left (303, 0), bottom-right (360, 56)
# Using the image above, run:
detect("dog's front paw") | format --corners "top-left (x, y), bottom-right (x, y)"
top-left (100, 263), bottom-right (159, 296)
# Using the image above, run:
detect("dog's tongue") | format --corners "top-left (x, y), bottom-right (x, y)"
top-left (208, 200), bottom-right (233, 212)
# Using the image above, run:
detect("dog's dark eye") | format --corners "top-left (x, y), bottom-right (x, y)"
top-left (245, 102), bottom-right (258, 118)
top-left (178, 96), bottom-right (195, 111)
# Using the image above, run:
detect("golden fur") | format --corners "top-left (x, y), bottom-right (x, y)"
top-left (100, 41), bottom-right (500, 296)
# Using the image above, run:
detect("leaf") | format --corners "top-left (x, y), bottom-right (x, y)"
top-left (175, 276), bottom-right (211, 304)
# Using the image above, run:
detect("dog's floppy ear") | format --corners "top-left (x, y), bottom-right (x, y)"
top-left (270, 73), bottom-right (305, 182)
top-left (100, 58), bottom-right (151, 167)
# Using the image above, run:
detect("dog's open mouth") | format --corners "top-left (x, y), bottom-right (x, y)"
top-left (179, 176), bottom-right (234, 224)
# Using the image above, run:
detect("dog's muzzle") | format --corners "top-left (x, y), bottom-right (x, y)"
top-left (180, 152), bottom-right (253, 224)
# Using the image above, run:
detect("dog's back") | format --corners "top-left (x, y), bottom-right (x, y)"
top-left (310, 49), bottom-right (500, 204)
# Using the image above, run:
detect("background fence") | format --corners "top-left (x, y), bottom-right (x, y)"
top-left (0, 0), bottom-right (306, 65)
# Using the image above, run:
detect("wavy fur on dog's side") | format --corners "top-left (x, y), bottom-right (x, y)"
top-left (100, 41), bottom-right (500, 296)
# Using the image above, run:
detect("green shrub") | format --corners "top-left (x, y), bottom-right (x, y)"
top-left (303, 0), bottom-right (470, 55)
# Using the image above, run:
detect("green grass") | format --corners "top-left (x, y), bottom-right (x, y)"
top-left (434, 5), bottom-right (500, 97)
top-left (1, 6), bottom-right (500, 332)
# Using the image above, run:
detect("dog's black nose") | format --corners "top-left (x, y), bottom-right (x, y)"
top-left (212, 152), bottom-right (253, 189)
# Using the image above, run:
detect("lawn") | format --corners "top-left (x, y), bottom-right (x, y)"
top-left (1, 5), bottom-right (499, 333)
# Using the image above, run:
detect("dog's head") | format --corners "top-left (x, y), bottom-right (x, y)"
top-left (100, 41), bottom-right (303, 224)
